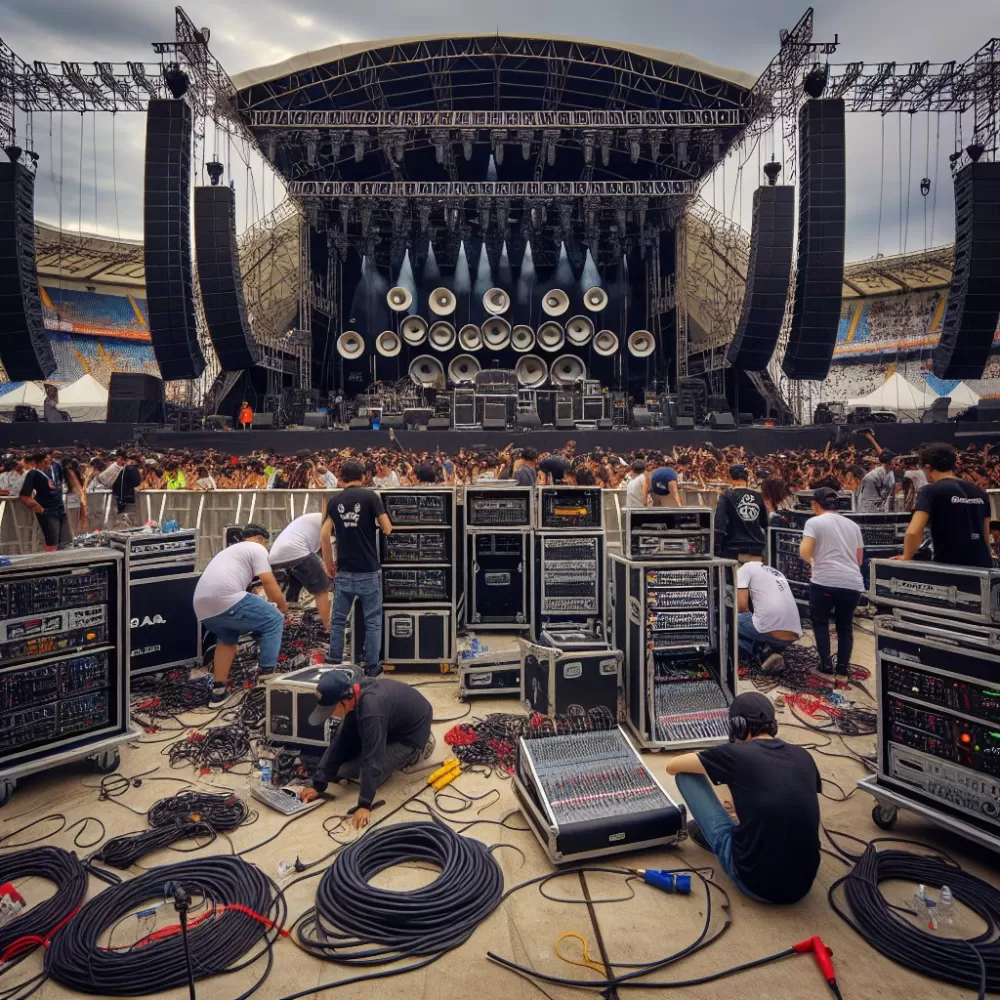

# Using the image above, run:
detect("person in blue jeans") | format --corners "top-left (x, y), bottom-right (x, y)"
top-left (193, 523), bottom-right (288, 708)
top-left (321, 459), bottom-right (393, 675)
top-left (665, 692), bottom-right (821, 903)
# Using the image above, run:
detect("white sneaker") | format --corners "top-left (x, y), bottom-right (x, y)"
top-left (760, 653), bottom-right (786, 675)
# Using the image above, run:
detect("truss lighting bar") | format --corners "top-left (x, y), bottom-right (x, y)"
top-left (251, 109), bottom-right (745, 129)
top-left (288, 179), bottom-right (697, 198)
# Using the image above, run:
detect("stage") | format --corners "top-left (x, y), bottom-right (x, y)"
top-left (3, 420), bottom-right (998, 455)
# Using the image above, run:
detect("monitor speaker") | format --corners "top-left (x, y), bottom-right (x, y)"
top-left (404, 408), bottom-right (433, 429)
top-left (708, 411), bottom-right (737, 429)
top-left (483, 417), bottom-right (506, 430)
top-left (632, 406), bottom-right (653, 427)
top-left (516, 412), bottom-right (541, 429)
top-left (381, 414), bottom-right (404, 428)
top-left (205, 414), bottom-right (231, 430)
top-left (672, 415), bottom-right (695, 430)
top-left (726, 184), bottom-right (795, 370)
top-left (194, 185), bottom-right (260, 371)
top-left (597, 417), bottom-right (613, 430)
top-left (144, 99), bottom-right (204, 380)
top-left (738, 412), bottom-right (754, 425)
top-left (782, 99), bottom-right (846, 381)
top-left (0, 162), bottom-right (56, 380)
top-left (350, 416), bottom-right (372, 430)
top-left (253, 411), bottom-right (278, 428)
top-left (932, 161), bottom-right (1000, 379)
top-left (428, 416), bottom-right (451, 429)
top-left (302, 411), bottom-right (329, 429)
top-left (107, 373), bottom-right (166, 424)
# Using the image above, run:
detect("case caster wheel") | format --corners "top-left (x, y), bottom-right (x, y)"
top-left (872, 803), bottom-right (898, 830)
top-left (0, 778), bottom-right (16, 808)
top-left (91, 749), bottom-right (120, 774)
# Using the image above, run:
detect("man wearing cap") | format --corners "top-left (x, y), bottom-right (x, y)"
top-left (714, 465), bottom-right (768, 560)
top-left (194, 523), bottom-right (287, 708)
top-left (666, 692), bottom-right (821, 904)
top-left (799, 488), bottom-right (865, 677)
top-left (299, 671), bottom-right (434, 829)
top-left (856, 450), bottom-right (896, 512)
top-left (649, 465), bottom-right (682, 507)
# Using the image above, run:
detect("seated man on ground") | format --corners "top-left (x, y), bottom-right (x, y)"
top-left (300, 670), bottom-right (435, 828)
top-left (666, 693), bottom-right (821, 904)
top-left (736, 555), bottom-right (802, 672)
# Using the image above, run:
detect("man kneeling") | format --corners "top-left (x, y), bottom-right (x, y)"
top-left (300, 670), bottom-right (435, 828)
top-left (666, 693), bottom-right (820, 903)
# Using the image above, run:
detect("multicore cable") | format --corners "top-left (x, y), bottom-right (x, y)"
top-left (45, 855), bottom-right (284, 997)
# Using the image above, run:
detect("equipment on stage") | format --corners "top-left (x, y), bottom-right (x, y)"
top-left (511, 325), bottom-right (535, 352)
top-left (475, 368), bottom-right (518, 393)
top-left (870, 560), bottom-right (1000, 624)
top-left (628, 330), bottom-right (656, 357)
top-left (541, 288), bottom-right (570, 317)
top-left (565, 315), bottom-right (594, 346)
top-left (457, 644), bottom-right (524, 698)
top-left (537, 486), bottom-right (603, 531)
top-left (459, 323), bottom-right (483, 351)
top-left (251, 783), bottom-right (323, 815)
top-left (522, 628), bottom-right (622, 719)
top-left (793, 489), bottom-right (855, 511)
top-left (337, 330), bottom-right (365, 359)
top-left (466, 487), bottom-right (533, 528)
top-left (107, 372), bottom-right (166, 425)
top-left (482, 316), bottom-right (512, 350)
top-left (265, 664), bottom-right (357, 747)
top-left (429, 321), bottom-right (456, 352)
top-left (483, 287), bottom-right (511, 315)
top-left (448, 354), bottom-right (481, 384)
top-left (594, 329), bottom-right (619, 356)
top-left (549, 354), bottom-right (586, 387)
top-left (0, 550), bottom-right (132, 808)
top-left (408, 354), bottom-right (445, 387)
top-left (584, 286), bottom-right (608, 312)
top-left (708, 411), bottom-right (736, 429)
top-left (429, 287), bottom-right (457, 316)
top-left (401, 315), bottom-right (428, 346)
top-left (625, 508), bottom-right (714, 560)
top-left (513, 725), bottom-right (685, 863)
top-left (13, 405), bottom-right (38, 422)
top-left (537, 321), bottom-right (565, 352)
top-left (376, 330), bottom-right (402, 357)
top-left (386, 285), bottom-right (413, 312)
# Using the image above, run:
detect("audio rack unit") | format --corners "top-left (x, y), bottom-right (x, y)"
top-left (521, 628), bottom-right (621, 719)
top-left (265, 663), bottom-right (358, 748)
top-left (0, 550), bottom-right (133, 808)
top-left (382, 531), bottom-right (450, 564)
top-left (623, 508), bottom-right (714, 560)
top-left (792, 489), bottom-right (855, 511)
top-left (465, 486), bottom-right (533, 528)
top-left (535, 531), bottom-right (605, 634)
top-left (467, 531), bottom-right (531, 629)
top-left (870, 559), bottom-right (1000, 624)
top-left (381, 490), bottom-right (452, 526)
top-left (513, 725), bottom-right (685, 863)
top-left (537, 487), bottom-right (603, 531)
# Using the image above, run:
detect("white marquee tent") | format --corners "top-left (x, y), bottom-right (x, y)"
top-left (847, 372), bottom-right (937, 422)
top-left (0, 381), bottom-right (45, 413)
top-left (55, 373), bottom-right (109, 422)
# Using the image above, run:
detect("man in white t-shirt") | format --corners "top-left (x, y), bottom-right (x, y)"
top-left (625, 459), bottom-right (649, 508)
top-left (269, 512), bottom-right (331, 629)
top-left (194, 523), bottom-right (288, 707)
top-left (736, 557), bottom-right (802, 672)
top-left (799, 488), bottom-right (865, 678)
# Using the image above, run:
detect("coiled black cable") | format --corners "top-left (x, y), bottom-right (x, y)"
top-left (0, 847), bottom-right (87, 961)
top-left (288, 819), bottom-right (503, 997)
top-left (830, 842), bottom-right (1000, 1000)
top-left (45, 856), bottom-right (283, 998)
top-left (166, 726), bottom-right (253, 771)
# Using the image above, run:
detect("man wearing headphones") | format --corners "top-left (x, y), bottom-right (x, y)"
top-left (665, 692), bottom-right (821, 903)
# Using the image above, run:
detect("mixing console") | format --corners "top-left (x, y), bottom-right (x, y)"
top-left (653, 678), bottom-right (730, 742)
top-left (383, 531), bottom-right (448, 563)
top-left (0, 569), bottom-right (109, 619)
top-left (383, 568), bottom-right (448, 601)
top-left (382, 492), bottom-right (449, 525)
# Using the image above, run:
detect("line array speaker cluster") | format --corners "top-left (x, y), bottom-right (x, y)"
top-left (782, 98), bottom-right (846, 381)
top-left (143, 99), bottom-right (205, 381)
top-left (727, 184), bottom-right (794, 370)
top-left (0, 162), bottom-right (56, 380)
top-left (195, 186), bottom-right (260, 371)
top-left (932, 161), bottom-right (1000, 379)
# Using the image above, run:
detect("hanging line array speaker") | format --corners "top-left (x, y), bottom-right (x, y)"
top-left (594, 329), bottom-right (619, 356)
top-left (482, 317), bottom-right (512, 349)
top-left (782, 98), bottom-right (846, 381)
top-left (566, 314), bottom-right (595, 346)
top-left (401, 315), bottom-right (428, 346)
top-left (194, 185), bottom-right (260, 371)
top-left (541, 288), bottom-right (570, 317)
top-left (726, 184), bottom-right (795, 371)
top-left (376, 330), bottom-right (401, 357)
top-left (511, 324), bottom-right (535, 352)
top-left (0, 161), bottom-right (56, 380)
top-left (550, 354), bottom-right (586, 386)
top-left (143, 98), bottom-right (205, 381)
top-left (429, 321), bottom-right (456, 351)
top-left (483, 287), bottom-right (510, 315)
top-left (459, 323), bottom-right (483, 351)
top-left (583, 286), bottom-right (608, 312)
top-left (515, 353), bottom-right (548, 387)
top-left (932, 161), bottom-right (1000, 379)
top-left (448, 353), bottom-right (481, 383)
top-left (537, 321), bottom-right (566, 352)
top-left (409, 354), bottom-right (444, 386)
top-left (429, 286), bottom-right (456, 315)
top-left (628, 329), bottom-right (656, 357)
top-left (337, 330), bottom-right (364, 358)
top-left (386, 285), bottom-right (413, 312)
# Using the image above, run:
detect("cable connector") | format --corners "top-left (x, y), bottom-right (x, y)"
top-left (633, 869), bottom-right (692, 895)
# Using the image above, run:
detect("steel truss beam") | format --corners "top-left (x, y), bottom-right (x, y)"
top-left (289, 179), bottom-right (696, 198)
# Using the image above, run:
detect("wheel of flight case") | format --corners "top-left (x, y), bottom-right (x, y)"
top-left (871, 802), bottom-right (898, 830)
top-left (0, 778), bottom-right (16, 808)
top-left (90, 749), bottom-right (121, 774)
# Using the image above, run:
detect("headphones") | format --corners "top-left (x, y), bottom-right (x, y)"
top-left (729, 715), bottom-right (748, 743)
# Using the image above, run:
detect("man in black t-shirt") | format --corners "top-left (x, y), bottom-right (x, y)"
top-left (18, 451), bottom-right (71, 551)
top-left (714, 465), bottom-right (768, 559)
top-left (321, 459), bottom-right (393, 674)
top-left (537, 454), bottom-right (570, 484)
top-left (666, 692), bottom-right (821, 903)
top-left (899, 442), bottom-right (992, 568)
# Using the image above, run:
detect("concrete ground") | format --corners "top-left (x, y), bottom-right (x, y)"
top-left (2, 624), bottom-right (994, 1000)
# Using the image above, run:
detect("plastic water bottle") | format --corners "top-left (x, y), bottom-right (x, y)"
top-left (939, 885), bottom-right (954, 926)
top-left (913, 884), bottom-right (928, 921)
top-left (469, 637), bottom-right (480, 659)
top-left (925, 898), bottom-right (938, 930)
top-left (259, 758), bottom-right (272, 786)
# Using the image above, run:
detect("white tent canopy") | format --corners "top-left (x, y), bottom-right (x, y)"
top-left (942, 381), bottom-right (980, 413)
top-left (0, 381), bottom-right (45, 412)
top-left (55, 373), bottom-right (108, 422)
top-left (847, 372), bottom-right (937, 422)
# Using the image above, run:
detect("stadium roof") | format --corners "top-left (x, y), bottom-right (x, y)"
top-left (34, 224), bottom-right (145, 288)
top-left (841, 245), bottom-right (953, 298)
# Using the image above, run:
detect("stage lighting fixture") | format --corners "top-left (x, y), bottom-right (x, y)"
top-left (920, 176), bottom-right (931, 196)
top-left (600, 132), bottom-right (611, 166)
top-left (763, 160), bottom-right (781, 185)
top-left (306, 137), bottom-right (318, 165)
top-left (265, 135), bottom-right (276, 161)
top-left (965, 142), bottom-right (985, 163)
top-left (353, 131), bottom-right (366, 163)
top-left (331, 132), bottom-right (342, 159)
top-left (803, 64), bottom-right (828, 98)
top-left (461, 129), bottom-right (475, 161)
top-left (519, 130), bottom-right (532, 160)
top-left (393, 131), bottom-right (405, 162)
top-left (677, 138), bottom-right (688, 163)
top-left (649, 133), bottom-right (661, 160)
top-left (4, 145), bottom-right (22, 163)
top-left (206, 159), bottom-right (224, 185)
top-left (491, 129), bottom-right (506, 165)
top-left (628, 130), bottom-right (641, 163)
top-left (547, 141), bottom-right (556, 166)
top-left (583, 131), bottom-right (595, 165)
top-left (163, 64), bottom-right (190, 99)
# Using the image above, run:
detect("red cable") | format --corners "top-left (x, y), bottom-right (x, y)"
top-left (0, 905), bottom-right (81, 964)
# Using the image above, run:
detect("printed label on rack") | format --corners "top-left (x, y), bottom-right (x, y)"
top-left (599, 659), bottom-right (617, 676)
top-left (485, 573), bottom-right (511, 586)
top-left (628, 597), bottom-right (642, 624)
top-left (469, 673), bottom-right (493, 686)
top-left (563, 662), bottom-right (583, 679)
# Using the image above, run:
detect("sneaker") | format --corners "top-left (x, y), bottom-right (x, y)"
top-left (402, 733), bottom-right (437, 773)
top-left (364, 663), bottom-right (383, 678)
top-left (835, 665), bottom-right (851, 679)
top-left (686, 820), bottom-right (711, 851)
top-left (208, 684), bottom-right (234, 709)
top-left (759, 653), bottom-right (785, 676)
top-left (422, 732), bottom-right (436, 760)
top-left (816, 659), bottom-right (836, 676)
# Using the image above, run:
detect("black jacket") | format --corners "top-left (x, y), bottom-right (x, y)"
top-left (715, 487), bottom-right (768, 558)
top-left (114, 465), bottom-right (142, 510)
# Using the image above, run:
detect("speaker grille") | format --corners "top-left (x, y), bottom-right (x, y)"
top-left (932, 161), bottom-right (1000, 379)
top-left (194, 186), bottom-right (260, 370)
top-left (107, 372), bottom-right (166, 423)
top-left (0, 162), bottom-right (56, 380)
top-left (727, 185), bottom-right (794, 370)
top-left (143, 99), bottom-right (204, 381)
top-left (782, 99), bottom-right (846, 381)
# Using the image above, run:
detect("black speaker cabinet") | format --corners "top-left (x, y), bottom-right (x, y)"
top-left (428, 416), bottom-right (451, 429)
top-left (107, 373), bottom-right (166, 424)
top-left (302, 410), bottom-right (329, 429)
top-left (254, 411), bottom-right (278, 428)
top-left (381, 414), bottom-right (404, 428)
top-left (672, 415), bottom-right (695, 430)
top-left (708, 411), bottom-right (736, 429)
top-left (350, 416), bottom-right (372, 430)
top-left (516, 412), bottom-right (542, 429)
top-left (632, 406), bottom-right (653, 427)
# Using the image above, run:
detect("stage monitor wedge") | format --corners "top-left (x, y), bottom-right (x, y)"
top-left (0, 162), bottom-right (56, 380)
top-left (782, 98), bottom-right (846, 381)
top-left (143, 98), bottom-right (205, 381)
top-left (932, 161), bottom-right (1000, 379)
top-left (726, 184), bottom-right (795, 370)
top-left (194, 185), bottom-right (260, 371)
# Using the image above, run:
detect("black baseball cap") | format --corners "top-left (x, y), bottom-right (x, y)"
top-left (729, 464), bottom-right (749, 480)
top-left (241, 522), bottom-right (270, 541)
top-left (811, 487), bottom-right (840, 511)
top-left (729, 692), bottom-right (776, 724)
top-left (879, 451), bottom-right (896, 464)
top-left (307, 668), bottom-right (360, 726)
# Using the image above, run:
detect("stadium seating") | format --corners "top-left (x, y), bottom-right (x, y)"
top-left (42, 331), bottom-right (159, 385)
top-left (41, 285), bottom-right (149, 337)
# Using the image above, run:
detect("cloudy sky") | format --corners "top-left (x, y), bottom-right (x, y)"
top-left (5, 0), bottom-right (996, 259)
